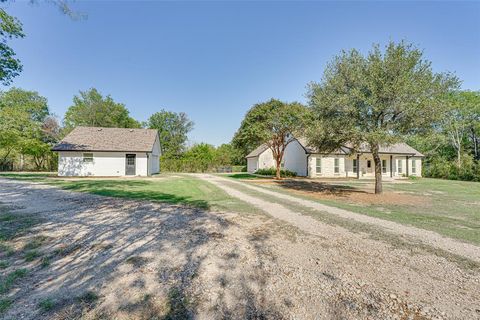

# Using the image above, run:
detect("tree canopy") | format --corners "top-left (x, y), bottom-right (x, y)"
top-left (0, 8), bottom-right (24, 85)
top-left (64, 88), bottom-right (141, 130)
top-left (233, 98), bottom-right (309, 179)
top-left (0, 88), bottom-right (58, 170)
top-left (145, 109), bottom-right (194, 156)
top-left (308, 41), bottom-right (459, 193)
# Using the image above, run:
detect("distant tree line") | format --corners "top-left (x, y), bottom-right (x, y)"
top-left (0, 87), bottom-right (245, 172)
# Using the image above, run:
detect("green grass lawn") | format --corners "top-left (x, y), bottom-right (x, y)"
top-left (0, 173), bottom-right (257, 214)
top-left (239, 177), bottom-right (480, 245)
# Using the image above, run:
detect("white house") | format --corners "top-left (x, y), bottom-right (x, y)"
top-left (246, 137), bottom-right (424, 179)
top-left (52, 127), bottom-right (161, 177)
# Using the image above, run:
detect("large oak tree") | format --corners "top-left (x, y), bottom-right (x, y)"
top-left (308, 41), bottom-right (459, 193)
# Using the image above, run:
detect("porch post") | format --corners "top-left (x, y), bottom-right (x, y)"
top-left (390, 155), bottom-right (393, 178)
top-left (406, 156), bottom-right (409, 177)
top-left (356, 154), bottom-right (360, 179)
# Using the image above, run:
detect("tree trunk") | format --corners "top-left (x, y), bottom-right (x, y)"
top-left (275, 157), bottom-right (281, 180)
top-left (371, 144), bottom-right (383, 194)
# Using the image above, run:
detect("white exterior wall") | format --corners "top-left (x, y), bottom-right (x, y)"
top-left (148, 136), bottom-right (161, 175)
top-left (283, 140), bottom-right (308, 176)
top-left (308, 154), bottom-right (347, 178)
top-left (246, 148), bottom-right (276, 173)
top-left (58, 151), bottom-right (149, 177)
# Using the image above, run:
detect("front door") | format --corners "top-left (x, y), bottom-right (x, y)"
top-left (125, 154), bottom-right (136, 175)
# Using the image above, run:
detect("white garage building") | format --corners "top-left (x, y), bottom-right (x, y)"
top-left (52, 127), bottom-right (161, 177)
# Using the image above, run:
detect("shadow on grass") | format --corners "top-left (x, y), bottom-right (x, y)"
top-left (0, 173), bottom-right (52, 181)
top-left (227, 173), bottom-right (267, 180)
top-left (273, 179), bottom-right (365, 196)
top-left (57, 180), bottom-right (210, 210)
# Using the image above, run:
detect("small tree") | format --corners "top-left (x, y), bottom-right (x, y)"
top-left (233, 99), bottom-right (309, 179)
top-left (308, 41), bottom-right (458, 193)
top-left (145, 110), bottom-right (194, 156)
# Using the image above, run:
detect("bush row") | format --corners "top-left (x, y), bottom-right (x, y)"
top-left (255, 167), bottom-right (297, 177)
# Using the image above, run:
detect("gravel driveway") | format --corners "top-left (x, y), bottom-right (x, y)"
top-left (0, 178), bottom-right (479, 320)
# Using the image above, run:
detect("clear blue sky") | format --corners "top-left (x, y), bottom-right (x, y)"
top-left (5, 1), bottom-right (480, 146)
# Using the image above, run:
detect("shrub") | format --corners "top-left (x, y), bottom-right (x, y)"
top-left (255, 167), bottom-right (297, 177)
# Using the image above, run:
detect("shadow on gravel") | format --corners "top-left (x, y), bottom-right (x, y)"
top-left (0, 182), bottom-right (282, 320)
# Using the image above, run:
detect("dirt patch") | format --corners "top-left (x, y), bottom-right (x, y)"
top-left (250, 179), bottom-right (429, 206)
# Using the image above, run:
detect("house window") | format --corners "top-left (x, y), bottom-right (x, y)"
top-left (367, 160), bottom-right (371, 168)
top-left (83, 153), bottom-right (93, 163)
top-left (334, 158), bottom-right (340, 173)
top-left (398, 159), bottom-right (403, 174)
top-left (412, 159), bottom-right (416, 174)
top-left (353, 159), bottom-right (357, 173)
top-left (315, 157), bottom-right (322, 174)
top-left (382, 159), bottom-right (387, 174)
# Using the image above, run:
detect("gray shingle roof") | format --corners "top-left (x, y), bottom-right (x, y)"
top-left (245, 143), bottom-right (269, 158)
top-left (296, 138), bottom-right (423, 156)
top-left (52, 127), bottom-right (158, 152)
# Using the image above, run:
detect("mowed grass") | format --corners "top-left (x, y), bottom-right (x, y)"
top-left (0, 173), bottom-right (257, 214)
top-left (240, 177), bottom-right (480, 245)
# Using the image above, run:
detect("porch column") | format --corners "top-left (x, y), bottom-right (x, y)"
top-left (356, 154), bottom-right (360, 179)
top-left (390, 155), bottom-right (393, 177)
top-left (406, 156), bottom-right (409, 177)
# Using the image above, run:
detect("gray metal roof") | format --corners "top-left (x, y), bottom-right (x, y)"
top-left (52, 127), bottom-right (158, 152)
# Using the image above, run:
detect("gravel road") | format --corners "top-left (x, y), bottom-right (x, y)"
top-left (0, 178), bottom-right (479, 320)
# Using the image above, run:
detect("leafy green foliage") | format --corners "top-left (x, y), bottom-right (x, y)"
top-left (233, 99), bottom-right (310, 179)
top-left (308, 41), bottom-right (459, 192)
top-left (0, 9), bottom-right (24, 85)
top-left (145, 110), bottom-right (194, 156)
top-left (0, 88), bottom-right (59, 170)
top-left (255, 167), bottom-right (297, 178)
top-left (407, 90), bottom-right (480, 181)
top-left (64, 88), bottom-right (141, 130)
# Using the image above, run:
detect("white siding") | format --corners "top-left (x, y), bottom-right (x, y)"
top-left (283, 140), bottom-right (308, 176)
top-left (148, 135), bottom-right (161, 175)
top-left (58, 151), bottom-right (149, 177)
top-left (258, 148), bottom-right (275, 169)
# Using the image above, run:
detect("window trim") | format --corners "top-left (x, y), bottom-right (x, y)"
top-left (315, 157), bottom-right (322, 174)
top-left (398, 159), bottom-right (403, 173)
top-left (334, 158), bottom-right (340, 174)
top-left (82, 153), bottom-right (93, 163)
top-left (412, 159), bottom-right (416, 174)
top-left (382, 159), bottom-right (387, 174)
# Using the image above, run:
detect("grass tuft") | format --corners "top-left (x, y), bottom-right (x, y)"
top-left (24, 250), bottom-right (40, 262)
top-left (77, 291), bottom-right (99, 304)
top-left (0, 268), bottom-right (28, 294)
top-left (0, 298), bottom-right (12, 314)
top-left (38, 298), bottom-right (55, 312)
